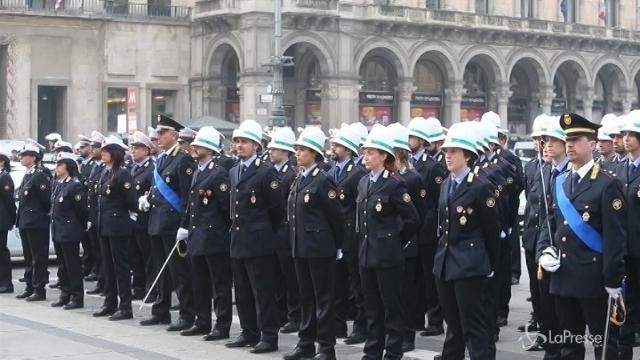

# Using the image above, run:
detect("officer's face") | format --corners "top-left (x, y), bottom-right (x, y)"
top-left (623, 132), bottom-right (640, 154)
top-left (597, 140), bottom-right (614, 156)
top-left (613, 134), bottom-right (625, 153)
top-left (192, 145), bottom-right (213, 161)
top-left (362, 148), bottom-right (386, 172)
top-left (130, 145), bottom-right (150, 162)
top-left (234, 138), bottom-right (258, 160)
top-left (90, 145), bottom-right (101, 158)
top-left (157, 130), bottom-right (177, 150)
top-left (565, 136), bottom-right (595, 163)
top-left (19, 154), bottom-right (35, 168)
top-left (55, 163), bottom-right (69, 178)
top-left (295, 146), bottom-right (316, 169)
top-left (101, 150), bottom-right (112, 165)
top-left (444, 148), bottom-right (468, 173)
top-left (269, 149), bottom-right (288, 164)
top-left (543, 137), bottom-right (566, 160)
top-left (330, 143), bottom-right (348, 162)
top-left (408, 136), bottom-right (425, 153)
top-left (78, 146), bottom-right (90, 157)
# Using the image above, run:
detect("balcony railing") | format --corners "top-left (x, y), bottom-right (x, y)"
top-left (0, 0), bottom-right (191, 20)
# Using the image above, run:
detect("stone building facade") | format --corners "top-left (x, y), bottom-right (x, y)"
top-left (190, 0), bottom-right (640, 134)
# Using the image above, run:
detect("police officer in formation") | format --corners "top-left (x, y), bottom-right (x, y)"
top-left (86, 131), bottom-right (106, 294)
top-left (267, 127), bottom-right (301, 334)
top-left (50, 152), bottom-right (87, 310)
top-left (0, 152), bottom-right (16, 294)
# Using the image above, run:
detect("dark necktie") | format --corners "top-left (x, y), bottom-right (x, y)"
top-left (571, 172), bottom-right (580, 194)
top-left (367, 179), bottom-right (374, 194)
top-left (629, 164), bottom-right (636, 179)
top-left (449, 179), bottom-right (459, 198)
top-left (238, 164), bottom-right (247, 182)
top-left (335, 166), bottom-right (341, 183)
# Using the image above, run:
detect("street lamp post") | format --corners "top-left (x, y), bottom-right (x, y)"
top-left (266, 0), bottom-right (293, 128)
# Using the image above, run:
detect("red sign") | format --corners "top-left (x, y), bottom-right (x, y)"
top-left (127, 87), bottom-right (137, 132)
top-left (459, 108), bottom-right (483, 122)
top-left (226, 102), bottom-right (240, 123)
top-left (410, 107), bottom-right (440, 119)
top-left (359, 106), bottom-right (393, 127)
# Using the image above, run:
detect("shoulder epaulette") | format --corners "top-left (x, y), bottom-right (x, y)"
top-left (437, 154), bottom-right (443, 162)
top-left (282, 164), bottom-right (289, 173)
top-left (171, 146), bottom-right (180, 156)
top-left (255, 158), bottom-right (261, 167)
top-left (566, 162), bottom-right (572, 171)
top-left (421, 154), bottom-right (427, 162)
top-left (312, 168), bottom-right (320, 177)
top-left (590, 163), bottom-right (600, 180)
top-left (208, 162), bottom-right (215, 170)
top-left (144, 160), bottom-right (150, 168)
top-left (467, 172), bottom-right (474, 183)
top-left (473, 166), bottom-right (480, 175)
top-left (64, 177), bottom-right (71, 183)
top-left (347, 164), bottom-right (353, 172)
top-left (383, 169), bottom-right (389, 178)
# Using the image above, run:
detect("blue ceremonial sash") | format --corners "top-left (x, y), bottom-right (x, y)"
top-left (554, 172), bottom-right (603, 254)
top-left (153, 168), bottom-right (182, 212)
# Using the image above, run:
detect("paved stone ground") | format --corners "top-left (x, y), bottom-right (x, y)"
top-left (0, 252), bottom-right (591, 360)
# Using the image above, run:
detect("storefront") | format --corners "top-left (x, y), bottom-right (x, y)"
top-left (225, 88), bottom-right (240, 123)
top-left (460, 95), bottom-right (486, 121)
top-left (358, 91), bottom-right (395, 127)
top-left (305, 89), bottom-right (322, 125)
top-left (410, 94), bottom-right (442, 119)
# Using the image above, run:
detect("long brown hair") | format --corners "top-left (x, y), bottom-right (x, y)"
top-left (104, 148), bottom-right (125, 179)
top-left (381, 150), bottom-right (397, 173)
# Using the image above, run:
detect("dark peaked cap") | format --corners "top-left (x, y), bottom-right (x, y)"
top-left (560, 113), bottom-right (601, 138)
top-left (155, 114), bottom-right (185, 132)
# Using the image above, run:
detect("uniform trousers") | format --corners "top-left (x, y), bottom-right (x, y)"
top-left (232, 256), bottom-right (279, 345)
top-left (619, 256), bottom-right (640, 360)
top-left (294, 257), bottom-right (336, 355)
top-left (55, 241), bottom-right (84, 300)
top-left (361, 265), bottom-right (405, 360)
top-left (0, 231), bottom-right (13, 290)
top-left (437, 275), bottom-right (491, 360)
top-left (275, 251), bottom-right (301, 326)
top-left (497, 235), bottom-right (513, 321)
top-left (334, 258), bottom-right (349, 337)
top-left (130, 228), bottom-right (152, 295)
top-left (19, 228), bottom-right (49, 292)
top-left (524, 250), bottom-right (541, 326)
top-left (345, 251), bottom-right (367, 336)
top-left (190, 253), bottom-right (232, 332)
top-left (419, 243), bottom-right (443, 328)
top-left (149, 234), bottom-right (194, 321)
top-left (100, 235), bottom-right (131, 311)
top-left (80, 230), bottom-right (93, 276)
top-left (402, 256), bottom-right (418, 343)
top-left (554, 295), bottom-right (619, 360)
top-left (538, 269), bottom-right (560, 359)
top-left (87, 226), bottom-right (103, 286)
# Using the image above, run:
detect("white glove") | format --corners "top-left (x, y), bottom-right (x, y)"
top-left (487, 271), bottom-right (495, 278)
top-left (539, 247), bottom-right (560, 272)
top-left (138, 195), bottom-right (150, 212)
top-left (176, 227), bottom-right (189, 241)
top-left (128, 211), bottom-right (138, 222)
top-left (605, 287), bottom-right (623, 300)
top-left (500, 231), bottom-right (507, 239)
top-left (336, 249), bottom-right (343, 260)
top-left (86, 221), bottom-right (92, 230)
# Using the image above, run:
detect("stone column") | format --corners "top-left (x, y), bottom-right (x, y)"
top-left (496, 82), bottom-right (511, 130)
top-left (580, 87), bottom-right (594, 121)
top-left (335, 77), bottom-right (360, 126)
top-left (295, 88), bottom-right (306, 129)
top-left (397, 79), bottom-right (415, 125)
top-left (538, 85), bottom-right (555, 115)
top-left (238, 72), bottom-right (272, 126)
top-left (621, 88), bottom-right (634, 114)
top-left (204, 84), bottom-right (227, 120)
top-left (444, 80), bottom-right (463, 126)
top-left (322, 80), bottom-right (340, 131)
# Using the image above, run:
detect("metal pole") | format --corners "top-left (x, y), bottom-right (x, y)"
top-left (268, 0), bottom-right (290, 128)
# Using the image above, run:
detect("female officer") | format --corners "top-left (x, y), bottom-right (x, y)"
top-left (357, 125), bottom-right (419, 360)
top-left (92, 136), bottom-right (138, 321)
top-left (387, 123), bottom-right (428, 353)
top-left (432, 122), bottom-right (499, 360)
top-left (0, 152), bottom-right (16, 294)
top-left (50, 152), bottom-right (88, 309)
top-left (283, 127), bottom-right (342, 360)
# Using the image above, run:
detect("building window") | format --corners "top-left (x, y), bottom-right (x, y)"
top-left (425, 0), bottom-right (440, 9)
top-left (560, 0), bottom-right (576, 23)
top-left (151, 90), bottom-right (177, 127)
top-left (476, 0), bottom-right (488, 14)
top-left (604, 0), bottom-right (618, 27)
top-left (106, 88), bottom-right (127, 133)
top-left (521, 0), bottom-right (534, 18)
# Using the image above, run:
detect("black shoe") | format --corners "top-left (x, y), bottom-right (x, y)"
top-left (633, 332), bottom-right (640, 347)
top-left (523, 335), bottom-right (545, 351)
top-left (496, 316), bottom-right (508, 327)
top-left (140, 315), bottom-right (171, 326)
top-left (511, 276), bottom-right (520, 285)
top-left (517, 321), bottom-right (538, 332)
top-left (343, 332), bottom-right (366, 345)
top-left (48, 281), bottom-right (60, 289)
top-left (401, 339), bottom-right (415, 353)
top-left (312, 354), bottom-right (335, 360)
top-left (169, 304), bottom-right (180, 311)
top-left (63, 299), bottom-right (84, 310)
top-left (526, 296), bottom-right (532, 302)
top-left (131, 291), bottom-right (145, 300)
top-left (84, 273), bottom-right (98, 282)
top-left (203, 329), bottom-right (229, 341)
top-left (16, 290), bottom-right (33, 299)
top-left (283, 346), bottom-right (315, 360)
top-left (92, 307), bottom-right (116, 317)
top-left (225, 334), bottom-right (258, 348)
top-left (250, 341), bottom-right (278, 354)
top-left (109, 310), bottom-right (133, 321)
top-left (144, 293), bottom-right (157, 304)
top-left (25, 292), bottom-right (46, 302)
top-left (86, 287), bottom-right (103, 295)
top-left (420, 325), bottom-right (444, 337)
top-left (51, 297), bottom-right (70, 307)
top-left (180, 325), bottom-right (209, 336)
top-left (280, 321), bottom-right (299, 334)
top-left (0, 286), bottom-right (14, 294)
top-left (166, 318), bottom-right (193, 332)
top-left (18, 277), bottom-right (25, 283)
top-left (433, 355), bottom-right (442, 360)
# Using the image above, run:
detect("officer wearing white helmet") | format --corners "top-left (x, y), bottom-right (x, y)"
top-left (610, 114), bottom-right (628, 163)
top-left (432, 121), bottom-right (500, 360)
top-left (283, 127), bottom-right (343, 360)
top-left (226, 119), bottom-right (283, 354)
top-left (407, 116), bottom-right (448, 337)
top-left (267, 127), bottom-right (301, 335)
top-left (45, 132), bottom-right (62, 151)
top-left (175, 126), bottom-right (233, 341)
top-left (326, 124), bottom-right (368, 344)
top-left (357, 125), bottom-right (419, 360)
top-left (348, 122), bottom-right (369, 168)
top-left (423, 117), bottom-right (447, 167)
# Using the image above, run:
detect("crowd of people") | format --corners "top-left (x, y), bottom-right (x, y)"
top-left (0, 109), bottom-right (637, 360)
